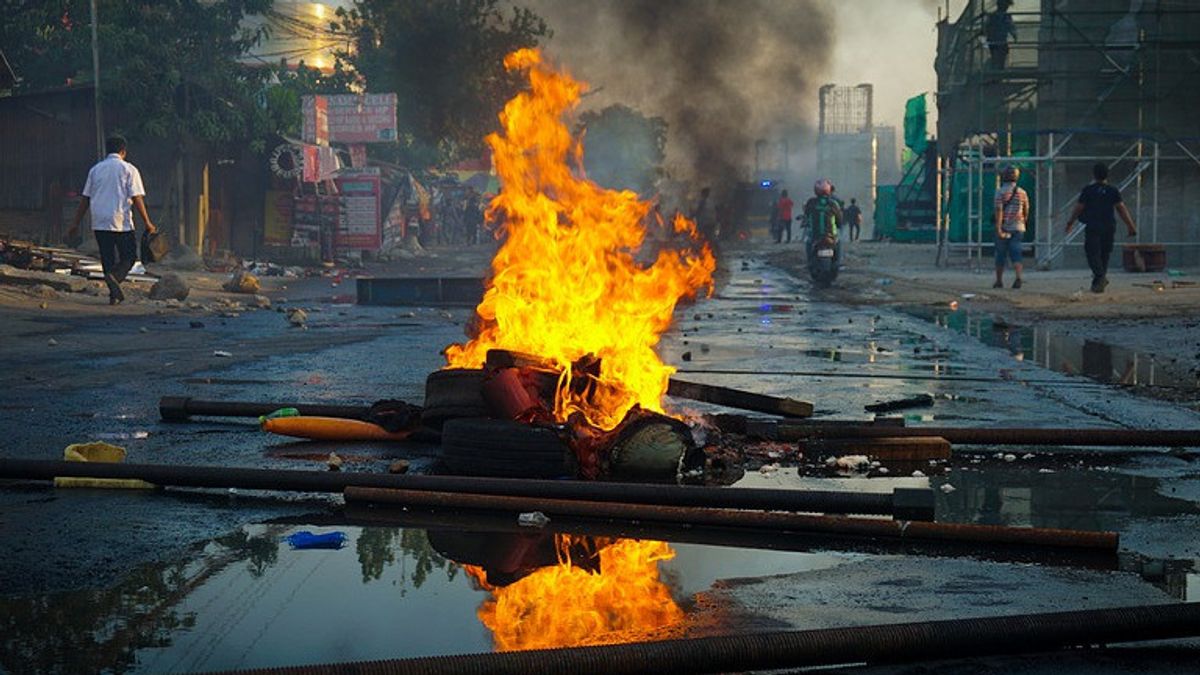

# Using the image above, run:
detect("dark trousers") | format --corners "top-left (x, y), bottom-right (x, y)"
top-left (94, 230), bottom-right (137, 298)
top-left (1083, 222), bottom-right (1115, 283)
top-left (849, 223), bottom-right (860, 241)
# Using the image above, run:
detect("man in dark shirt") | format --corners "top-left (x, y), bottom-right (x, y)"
top-left (843, 198), bottom-right (863, 241)
top-left (1065, 163), bottom-right (1138, 293)
top-left (986, 0), bottom-right (1017, 70)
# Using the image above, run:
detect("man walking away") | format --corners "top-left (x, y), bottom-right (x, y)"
top-left (843, 198), bottom-right (863, 242)
top-left (993, 165), bottom-right (1028, 289)
top-left (774, 189), bottom-right (794, 243)
top-left (70, 135), bottom-right (156, 305)
top-left (1065, 163), bottom-right (1138, 293)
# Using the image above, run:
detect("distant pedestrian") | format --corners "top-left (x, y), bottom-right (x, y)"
top-left (986, 0), bottom-right (1017, 70)
top-left (773, 189), bottom-right (795, 243)
top-left (843, 198), bottom-right (863, 241)
top-left (691, 187), bottom-right (717, 241)
top-left (993, 165), bottom-right (1028, 289)
top-left (1065, 163), bottom-right (1138, 293)
top-left (69, 135), bottom-right (156, 305)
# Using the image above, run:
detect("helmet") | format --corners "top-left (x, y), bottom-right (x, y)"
top-left (813, 178), bottom-right (833, 197)
top-left (1001, 165), bottom-right (1020, 182)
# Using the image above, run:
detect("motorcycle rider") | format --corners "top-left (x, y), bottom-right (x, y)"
top-left (802, 178), bottom-right (844, 271)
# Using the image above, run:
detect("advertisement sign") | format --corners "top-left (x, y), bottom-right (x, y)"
top-left (301, 95), bottom-right (329, 146)
top-left (324, 94), bottom-right (398, 143)
top-left (263, 191), bottom-right (293, 244)
top-left (334, 173), bottom-right (381, 250)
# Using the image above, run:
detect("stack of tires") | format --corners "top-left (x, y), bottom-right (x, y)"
top-left (424, 369), bottom-right (574, 479)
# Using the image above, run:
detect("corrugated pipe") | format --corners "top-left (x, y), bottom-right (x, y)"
top-left (0, 459), bottom-right (913, 517)
top-left (206, 602), bottom-right (1200, 675)
top-left (345, 486), bottom-right (1115, 551)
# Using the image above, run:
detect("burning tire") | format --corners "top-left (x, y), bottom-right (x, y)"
top-left (440, 418), bottom-right (574, 479)
top-left (423, 368), bottom-right (489, 429)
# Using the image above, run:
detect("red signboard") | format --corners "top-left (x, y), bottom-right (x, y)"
top-left (301, 95), bottom-right (329, 146)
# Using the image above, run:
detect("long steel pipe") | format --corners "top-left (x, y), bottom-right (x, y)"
top-left (211, 602), bottom-right (1200, 675)
top-left (159, 396), bottom-right (369, 421)
top-left (776, 424), bottom-right (1200, 447)
top-left (0, 459), bottom-right (916, 517)
top-left (339, 505), bottom-right (1118, 570)
top-left (344, 486), bottom-right (1116, 551)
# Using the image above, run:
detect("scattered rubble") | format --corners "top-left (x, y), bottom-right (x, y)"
top-left (286, 308), bottom-right (308, 327)
top-left (223, 270), bottom-right (260, 294)
top-left (148, 273), bottom-right (190, 301)
top-left (0, 264), bottom-right (88, 293)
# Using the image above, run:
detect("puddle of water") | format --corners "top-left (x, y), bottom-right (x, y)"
top-left (907, 306), bottom-right (1198, 390)
top-left (0, 524), bottom-right (852, 674)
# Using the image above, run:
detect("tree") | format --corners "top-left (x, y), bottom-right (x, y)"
top-left (577, 104), bottom-right (667, 196)
top-left (331, 0), bottom-right (550, 167)
top-left (0, 0), bottom-right (292, 151)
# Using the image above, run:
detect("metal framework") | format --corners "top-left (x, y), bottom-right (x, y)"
top-left (934, 1), bottom-right (1200, 268)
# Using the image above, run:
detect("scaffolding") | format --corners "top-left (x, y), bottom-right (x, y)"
top-left (934, 0), bottom-right (1200, 269)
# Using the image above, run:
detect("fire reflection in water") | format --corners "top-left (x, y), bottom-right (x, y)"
top-left (462, 536), bottom-right (683, 651)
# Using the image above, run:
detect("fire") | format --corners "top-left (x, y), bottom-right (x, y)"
top-left (444, 48), bottom-right (716, 430)
top-left (466, 537), bottom-right (684, 651)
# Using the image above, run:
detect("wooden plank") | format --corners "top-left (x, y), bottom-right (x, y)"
top-left (667, 378), bottom-right (813, 418)
top-left (809, 436), bottom-right (952, 461)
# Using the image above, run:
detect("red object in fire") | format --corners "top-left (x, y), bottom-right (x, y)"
top-left (481, 368), bottom-right (544, 422)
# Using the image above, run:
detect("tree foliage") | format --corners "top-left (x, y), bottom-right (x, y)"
top-left (0, 0), bottom-right (297, 152)
top-left (331, 0), bottom-right (550, 167)
top-left (577, 104), bottom-right (667, 195)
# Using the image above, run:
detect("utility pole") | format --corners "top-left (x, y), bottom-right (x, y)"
top-left (90, 0), bottom-right (104, 159)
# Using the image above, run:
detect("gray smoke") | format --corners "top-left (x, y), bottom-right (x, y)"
top-left (524, 0), bottom-right (835, 188)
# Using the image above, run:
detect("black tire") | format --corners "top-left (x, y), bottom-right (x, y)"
top-left (440, 418), bottom-right (573, 478)
top-left (423, 368), bottom-right (489, 429)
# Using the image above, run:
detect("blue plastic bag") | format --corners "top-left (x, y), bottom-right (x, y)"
top-left (285, 530), bottom-right (347, 550)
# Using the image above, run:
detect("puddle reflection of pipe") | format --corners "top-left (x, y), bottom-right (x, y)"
top-left (335, 505), bottom-right (1119, 572)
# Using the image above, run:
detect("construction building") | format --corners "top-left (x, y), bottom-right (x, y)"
top-left (816, 84), bottom-right (878, 225)
top-left (934, 0), bottom-right (1200, 268)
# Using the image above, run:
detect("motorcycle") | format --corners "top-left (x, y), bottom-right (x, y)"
top-left (808, 233), bottom-right (840, 288)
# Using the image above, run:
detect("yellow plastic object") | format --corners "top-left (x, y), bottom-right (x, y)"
top-left (53, 442), bottom-right (156, 490)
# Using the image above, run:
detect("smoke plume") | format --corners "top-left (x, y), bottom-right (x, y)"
top-left (525, 0), bottom-right (835, 188)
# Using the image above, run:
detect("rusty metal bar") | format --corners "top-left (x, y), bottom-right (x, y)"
top-left (338, 505), bottom-right (1118, 571)
top-left (0, 459), bottom-right (915, 517)
top-left (344, 487), bottom-right (1115, 551)
top-left (159, 396), bottom-right (370, 422)
top-left (212, 602), bottom-right (1200, 674)
top-left (775, 424), bottom-right (1200, 447)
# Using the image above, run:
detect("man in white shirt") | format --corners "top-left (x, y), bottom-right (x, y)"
top-left (70, 135), bottom-right (157, 304)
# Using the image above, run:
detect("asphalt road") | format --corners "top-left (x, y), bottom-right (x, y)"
top-left (1, 249), bottom-right (1199, 673)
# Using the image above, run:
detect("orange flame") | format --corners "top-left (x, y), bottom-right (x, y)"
top-left (444, 49), bottom-right (715, 430)
top-left (466, 537), bottom-right (683, 651)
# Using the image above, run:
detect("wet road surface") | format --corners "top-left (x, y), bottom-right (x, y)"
top-left (2, 252), bottom-right (1199, 673)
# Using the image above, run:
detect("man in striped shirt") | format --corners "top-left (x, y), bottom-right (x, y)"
top-left (993, 165), bottom-right (1029, 289)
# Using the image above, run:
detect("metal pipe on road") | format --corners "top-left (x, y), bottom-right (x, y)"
top-left (777, 424), bottom-right (1200, 447)
top-left (159, 396), bottom-right (370, 422)
top-left (211, 602), bottom-right (1200, 675)
top-left (339, 505), bottom-right (1118, 571)
top-left (0, 459), bottom-right (920, 517)
top-left (344, 486), bottom-right (1115, 551)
